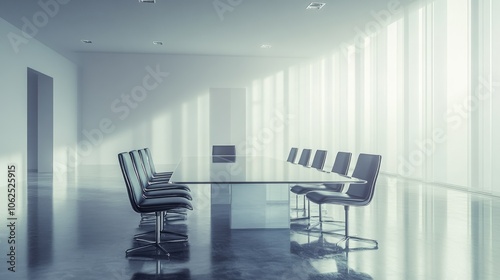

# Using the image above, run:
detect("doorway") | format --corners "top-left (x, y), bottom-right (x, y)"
top-left (27, 68), bottom-right (53, 173)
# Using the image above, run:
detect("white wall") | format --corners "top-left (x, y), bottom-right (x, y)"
top-left (209, 87), bottom-right (246, 153)
top-left (0, 17), bottom-right (78, 182)
top-left (77, 52), bottom-right (303, 167)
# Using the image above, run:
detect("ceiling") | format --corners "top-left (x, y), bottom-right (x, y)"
top-left (0, 0), bottom-right (408, 60)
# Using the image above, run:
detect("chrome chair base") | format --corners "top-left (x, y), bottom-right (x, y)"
top-left (327, 233), bottom-right (378, 251)
top-left (303, 205), bottom-right (377, 251)
top-left (135, 211), bottom-right (188, 243)
top-left (134, 231), bottom-right (188, 243)
top-left (126, 212), bottom-right (188, 257)
top-left (126, 242), bottom-right (170, 256)
top-left (306, 220), bottom-right (344, 231)
top-left (305, 204), bottom-right (343, 230)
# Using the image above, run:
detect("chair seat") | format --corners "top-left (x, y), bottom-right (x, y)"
top-left (153, 171), bottom-right (173, 176)
top-left (144, 182), bottom-right (190, 192)
top-left (290, 184), bottom-right (328, 195)
top-left (148, 176), bottom-right (171, 183)
top-left (137, 196), bottom-right (193, 213)
top-left (306, 191), bottom-right (366, 205)
top-left (144, 189), bottom-right (192, 200)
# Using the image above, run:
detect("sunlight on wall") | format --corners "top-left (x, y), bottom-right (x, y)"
top-left (152, 112), bottom-right (172, 163)
top-left (197, 93), bottom-right (210, 156)
top-left (385, 20), bottom-right (403, 174)
top-left (347, 45), bottom-right (357, 157)
top-left (286, 65), bottom-right (299, 150)
top-left (477, 0), bottom-right (500, 194)
top-left (244, 0), bottom-right (494, 192)
top-left (362, 37), bottom-right (373, 153)
top-left (443, 0), bottom-right (469, 186)
top-left (52, 145), bottom-right (71, 200)
top-left (181, 102), bottom-right (190, 157)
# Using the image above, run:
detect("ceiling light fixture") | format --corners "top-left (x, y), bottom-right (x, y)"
top-left (138, 0), bottom-right (156, 3)
top-left (260, 44), bottom-right (272, 49)
top-left (81, 40), bottom-right (92, 44)
top-left (306, 2), bottom-right (326, 10)
top-left (153, 41), bottom-right (163, 46)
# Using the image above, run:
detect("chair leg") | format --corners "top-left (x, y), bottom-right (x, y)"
top-left (307, 202), bottom-right (345, 231)
top-left (291, 194), bottom-right (310, 221)
top-left (334, 206), bottom-right (378, 250)
top-left (135, 211), bottom-right (188, 243)
top-left (319, 204), bottom-right (322, 230)
top-left (291, 194), bottom-right (302, 210)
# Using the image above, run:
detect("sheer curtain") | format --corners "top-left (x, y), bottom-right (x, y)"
top-left (246, 0), bottom-right (500, 194)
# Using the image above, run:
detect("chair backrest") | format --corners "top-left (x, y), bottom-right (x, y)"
top-left (130, 150), bottom-right (151, 188)
top-left (345, 153), bottom-right (382, 205)
top-left (118, 152), bottom-right (144, 213)
top-left (287, 147), bottom-right (298, 163)
top-left (310, 150), bottom-right (327, 170)
top-left (297, 148), bottom-right (312, 167)
top-left (139, 148), bottom-right (154, 179)
top-left (325, 151), bottom-right (352, 191)
top-left (325, 152), bottom-right (352, 192)
top-left (144, 148), bottom-right (158, 174)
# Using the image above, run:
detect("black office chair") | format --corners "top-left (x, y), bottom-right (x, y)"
top-left (212, 145), bottom-right (236, 162)
top-left (131, 150), bottom-right (191, 224)
top-left (306, 153), bottom-right (382, 250)
top-left (297, 148), bottom-right (312, 167)
top-left (287, 147), bottom-right (299, 163)
top-left (290, 152), bottom-right (352, 227)
top-left (144, 148), bottom-right (174, 178)
top-left (290, 149), bottom-right (327, 217)
top-left (118, 152), bottom-right (193, 256)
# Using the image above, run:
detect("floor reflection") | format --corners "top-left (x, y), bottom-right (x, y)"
top-left (1, 171), bottom-right (499, 279)
top-left (129, 260), bottom-right (191, 280)
top-left (291, 232), bottom-right (374, 280)
top-left (27, 173), bottom-right (53, 269)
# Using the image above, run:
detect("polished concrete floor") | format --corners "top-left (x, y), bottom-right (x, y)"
top-left (1, 170), bottom-right (500, 279)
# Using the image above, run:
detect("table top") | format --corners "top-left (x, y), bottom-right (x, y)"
top-left (169, 156), bottom-right (366, 185)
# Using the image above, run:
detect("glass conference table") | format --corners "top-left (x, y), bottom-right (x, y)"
top-left (169, 156), bottom-right (365, 229)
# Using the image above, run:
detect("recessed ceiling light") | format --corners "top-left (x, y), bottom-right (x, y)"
top-left (306, 2), bottom-right (326, 10)
top-left (153, 41), bottom-right (163, 46)
top-left (138, 0), bottom-right (156, 3)
top-left (81, 40), bottom-right (92, 44)
top-left (260, 44), bottom-right (272, 49)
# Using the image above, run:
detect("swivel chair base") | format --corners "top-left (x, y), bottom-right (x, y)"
top-left (126, 212), bottom-right (188, 257)
top-left (135, 211), bottom-right (188, 243)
